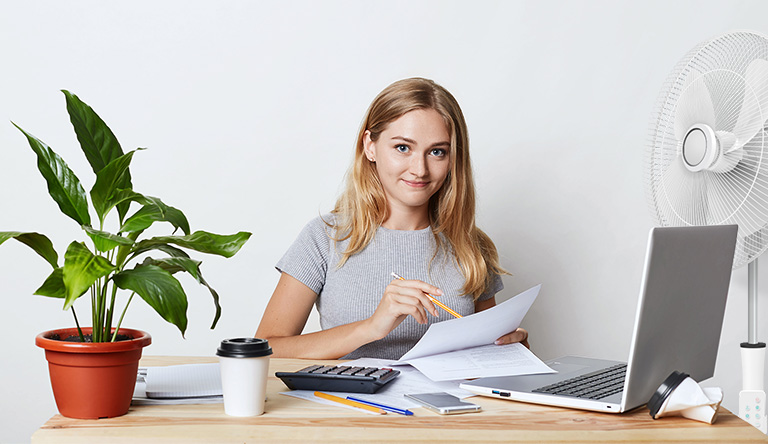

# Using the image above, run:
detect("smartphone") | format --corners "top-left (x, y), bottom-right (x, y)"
top-left (405, 392), bottom-right (481, 415)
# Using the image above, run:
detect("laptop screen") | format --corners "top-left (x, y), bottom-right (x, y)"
top-left (621, 224), bottom-right (737, 411)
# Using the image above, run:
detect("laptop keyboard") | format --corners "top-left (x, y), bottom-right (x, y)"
top-left (533, 363), bottom-right (627, 400)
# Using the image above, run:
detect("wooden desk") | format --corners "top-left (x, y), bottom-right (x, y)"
top-left (32, 356), bottom-right (767, 443)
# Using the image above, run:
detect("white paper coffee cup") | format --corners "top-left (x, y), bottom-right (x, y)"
top-left (217, 338), bottom-right (273, 416)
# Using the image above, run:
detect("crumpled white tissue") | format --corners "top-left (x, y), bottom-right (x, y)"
top-left (653, 377), bottom-right (723, 424)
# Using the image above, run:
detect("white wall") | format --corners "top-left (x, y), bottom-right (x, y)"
top-left (1, 1), bottom-right (767, 442)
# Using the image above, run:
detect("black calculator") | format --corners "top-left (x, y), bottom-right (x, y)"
top-left (276, 364), bottom-right (400, 394)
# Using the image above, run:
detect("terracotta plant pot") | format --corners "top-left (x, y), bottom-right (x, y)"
top-left (35, 327), bottom-right (151, 419)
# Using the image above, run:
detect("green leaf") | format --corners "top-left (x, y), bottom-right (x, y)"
top-left (130, 243), bottom-right (189, 261)
top-left (83, 226), bottom-right (134, 253)
top-left (137, 254), bottom-right (223, 329)
top-left (90, 150), bottom-right (140, 223)
top-left (62, 90), bottom-right (125, 174)
top-left (98, 189), bottom-right (144, 223)
top-left (62, 90), bottom-right (133, 222)
top-left (34, 268), bottom-right (66, 298)
top-left (198, 271), bottom-right (222, 329)
top-left (132, 231), bottom-right (251, 258)
top-left (115, 230), bottom-right (143, 269)
top-left (13, 123), bottom-right (91, 227)
top-left (0, 231), bottom-right (59, 268)
top-left (113, 264), bottom-right (188, 336)
top-left (62, 242), bottom-right (116, 310)
top-left (142, 256), bottom-right (202, 278)
top-left (140, 256), bottom-right (222, 328)
top-left (120, 197), bottom-right (190, 235)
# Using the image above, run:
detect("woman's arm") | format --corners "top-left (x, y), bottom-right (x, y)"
top-left (475, 297), bottom-right (530, 348)
top-left (255, 273), bottom-right (375, 359)
top-left (256, 273), bottom-right (440, 359)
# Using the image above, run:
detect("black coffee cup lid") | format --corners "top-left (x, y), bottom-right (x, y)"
top-left (217, 338), bottom-right (273, 358)
top-left (648, 370), bottom-right (689, 419)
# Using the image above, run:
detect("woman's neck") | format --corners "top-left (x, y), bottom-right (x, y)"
top-left (381, 207), bottom-right (430, 231)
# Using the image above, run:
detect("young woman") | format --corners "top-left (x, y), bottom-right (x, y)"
top-left (256, 78), bottom-right (528, 360)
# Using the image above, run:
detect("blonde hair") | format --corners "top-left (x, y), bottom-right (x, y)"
top-left (330, 77), bottom-right (506, 299)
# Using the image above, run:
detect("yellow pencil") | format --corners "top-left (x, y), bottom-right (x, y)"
top-left (314, 391), bottom-right (387, 414)
top-left (391, 272), bottom-right (463, 319)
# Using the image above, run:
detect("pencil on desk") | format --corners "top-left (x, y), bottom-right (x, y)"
top-left (314, 391), bottom-right (387, 415)
top-left (347, 396), bottom-right (414, 416)
top-left (391, 272), bottom-right (463, 319)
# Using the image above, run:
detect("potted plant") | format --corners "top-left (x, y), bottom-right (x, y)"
top-left (1, 91), bottom-right (251, 419)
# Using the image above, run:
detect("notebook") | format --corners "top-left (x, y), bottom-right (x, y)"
top-left (460, 225), bottom-right (738, 413)
top-left (144, 363), bottom-right (222, 398)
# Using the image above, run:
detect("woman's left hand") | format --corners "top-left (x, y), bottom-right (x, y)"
top-left (494, 328), bottom-right (529, 349)
top-left (475, 299), bottom-right (529, 349)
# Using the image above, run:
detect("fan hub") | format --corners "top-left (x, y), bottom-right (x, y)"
top-left (682, 124), bottom-right (718, 172)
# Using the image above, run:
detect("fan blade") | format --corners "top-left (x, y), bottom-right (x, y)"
top-left (728, 59), bottom-right (768, 153)
top-left (674, 70), bottom-right (716, 140)
top-left (659, 153), bottom-right (708, 226)
top-left (730, 129), bottom-right (768, 237)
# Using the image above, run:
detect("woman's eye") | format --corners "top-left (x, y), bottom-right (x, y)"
top-left (431, 148), bottom-right (447, 157)
top-left (395, 144), bottom-right (409, 153)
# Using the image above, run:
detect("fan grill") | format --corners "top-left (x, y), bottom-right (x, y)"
top-left (646, 31), bottom-right (768, 268)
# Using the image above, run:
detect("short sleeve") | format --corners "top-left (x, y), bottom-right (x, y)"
top-left (478, 272), bottom-right (503, 302)
top-left (275, 216), bottom-right (333, 294)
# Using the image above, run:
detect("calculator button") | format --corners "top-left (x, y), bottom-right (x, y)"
top-left (297, 365), bottom-right (323, 373)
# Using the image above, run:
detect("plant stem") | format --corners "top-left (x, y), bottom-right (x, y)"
top-left (91, 285), bottom-right (98, 341)
top-left (99, 277), bottom-right (109, 341)
top-left (112, 292), bottom-right (134, 342)
top-left (105, 279), bottom-right (118, 339)
top-left (71, 307), bottom-right (85, 342)
top-left (98, 279), bottom-right (105, 342)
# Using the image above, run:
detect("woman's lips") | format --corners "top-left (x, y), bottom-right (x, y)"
top-left (403, 180), bottom-right (429, 188)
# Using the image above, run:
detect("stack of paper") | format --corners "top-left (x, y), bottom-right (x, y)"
top-left (133, 363), bottom-right (223, 405)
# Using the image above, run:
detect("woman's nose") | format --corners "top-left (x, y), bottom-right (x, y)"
top-left (409, 154), bottom-right (428, 177)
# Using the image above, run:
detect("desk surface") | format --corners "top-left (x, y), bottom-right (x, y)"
top-left (32, 356), bottom-right (767, 443)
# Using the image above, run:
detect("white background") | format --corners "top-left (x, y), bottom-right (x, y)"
top-left (2, 1), bottom-right (768, 442)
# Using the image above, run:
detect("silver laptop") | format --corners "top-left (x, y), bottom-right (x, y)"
top-left (460, 225), bottom-right (738, 413)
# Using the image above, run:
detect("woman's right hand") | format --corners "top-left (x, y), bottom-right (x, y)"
top-left (365, 278), bottom-right (442, 340)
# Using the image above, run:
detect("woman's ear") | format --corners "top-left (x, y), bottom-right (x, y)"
top-left (363, 131), bottom-right (376, 162)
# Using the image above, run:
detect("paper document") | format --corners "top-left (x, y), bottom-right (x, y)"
top-left (282, 358), bottom-right (475, 411)
top-left (141, 363), bottom-right (222, 399)
top-left (396, 284), bottom-right (554, 380)
top-left (405, 343), bottom-right (553, 381)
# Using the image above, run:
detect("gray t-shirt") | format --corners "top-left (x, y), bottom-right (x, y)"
top-left (276, 215), bottom-right (503, 360)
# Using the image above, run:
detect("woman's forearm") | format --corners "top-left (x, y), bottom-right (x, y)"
top-left (260, 318), bottom-right (378, 360)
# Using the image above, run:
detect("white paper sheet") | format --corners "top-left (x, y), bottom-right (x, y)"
top-left (405, 343), bottom-right (554, 381)
top-left (144, 363), bottom-right (222, 398)
top-left (398, 284), bottom-right (542, 362)
top-left (392, 284), bottom-right (554, 380)
top-left (133, 363), bottom-right (224, 405)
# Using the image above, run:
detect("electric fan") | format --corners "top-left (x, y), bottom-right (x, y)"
top-left (646, 30), bottom-right (768, 433)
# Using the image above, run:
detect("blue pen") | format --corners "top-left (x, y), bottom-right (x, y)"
top-left (346, 396), bottom-right (414, 416)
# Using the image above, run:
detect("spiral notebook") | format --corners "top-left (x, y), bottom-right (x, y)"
top-left (133, 363), bottom-right (223, 405)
